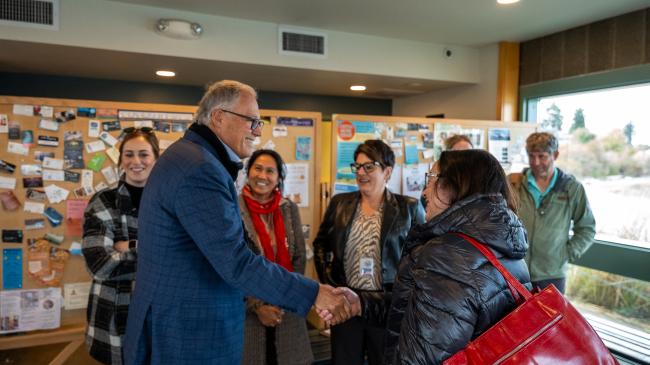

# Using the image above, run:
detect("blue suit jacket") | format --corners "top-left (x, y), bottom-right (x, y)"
top-left (124, 129), bottom-right (319, 364)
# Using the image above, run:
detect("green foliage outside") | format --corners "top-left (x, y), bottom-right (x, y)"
top-left (542, 103), bottom-right (563, 131)
top-left (567, 265), bottom-right (650, 333)
top-left (569, 108), bottom-right (585, 133)
top-left (561, 128), bottom-right (650, 179)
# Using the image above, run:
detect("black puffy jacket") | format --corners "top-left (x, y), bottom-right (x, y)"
top-left (385, 193), bottom-right (531, 365)
top-left (313, 190), bottom-right (425, 296)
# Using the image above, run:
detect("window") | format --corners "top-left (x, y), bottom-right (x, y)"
top-left (526, 81), bottom-right (650, 339)
top-left (533, 83), bottom-right (650, 249)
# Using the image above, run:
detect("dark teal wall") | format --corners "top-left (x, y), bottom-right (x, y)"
top-left (0, 73), bottom-right (392, 120)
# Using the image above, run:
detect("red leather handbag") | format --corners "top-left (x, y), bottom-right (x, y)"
top-left (444, 233), bottom-right (619, 365)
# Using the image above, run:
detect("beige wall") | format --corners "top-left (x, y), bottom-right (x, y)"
top-left (392, 44), bottom-right (499, 120)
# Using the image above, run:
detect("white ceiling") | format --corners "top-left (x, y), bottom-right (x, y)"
top-left (1, 0), bottom-right (648, 98)
top-left (110, 0), bottom-right (650, 46)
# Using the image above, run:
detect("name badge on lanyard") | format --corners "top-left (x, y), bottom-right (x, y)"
top-left (360, 257), bottom-right (374, 277)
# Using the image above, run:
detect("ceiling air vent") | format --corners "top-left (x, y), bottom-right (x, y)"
top-left (0, 0), bottom-right (59, 30)
top-left (279, 26), bottom-right (327, 58)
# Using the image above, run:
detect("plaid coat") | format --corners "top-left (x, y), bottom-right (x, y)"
top-left (82, 182), bottom-right (138, 365)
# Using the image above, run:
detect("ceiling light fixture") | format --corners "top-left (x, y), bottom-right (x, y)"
top-left (497, 0), bottom-right (520, 4)
top-left (156, 70), bottom-right (176, 77)
top-left (155, 19), bottom-right (203, 40)
top-left (350, 85), bottom-right (367, 91)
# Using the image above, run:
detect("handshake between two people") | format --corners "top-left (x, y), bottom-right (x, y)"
top-left (314, 284), bottom-right (361, 326)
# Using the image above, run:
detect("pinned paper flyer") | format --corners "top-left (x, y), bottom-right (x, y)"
top-left (8, 142), bottom-right (29, 156)
top-left (43, 169), bottom-right (65, 181)
top-left (39, 119), bottom-right (59, 131)
top-left (99, 132), bottom-right (118, 147)
top-left (44, 184), bottom-right (69, 204)
top-left (21, 165), bottom-right (42, 176)
top-left (12, 104), bottom-right (33, 116)
top-left (101, 166), bottom-right (119, 185)
top-left (88, 120), bottom-right (101, 138)
top-left (42, 157), bottom-right (64, 170)
top-left (0, 176), bottom-right (17, 190)
top-left (81, 169), bottom-right (93, 188)
top-left (64, 282), bottom-right (91, 309)
top-left (85, 140), bottom-right (106, 153)
top-left (0, 114), bottom-right (8, 133)
top-left (272, 126), bottom-right (288, 137)
top-left (106, 147), bottom-right (120, 164)
top-left (94, 181), bottom-right (108, 192)
top-left (134, 120), bottom-right (153, 128)
top-left (24, 201), bottom-right (45, 214)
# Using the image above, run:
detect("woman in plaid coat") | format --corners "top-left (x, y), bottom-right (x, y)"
top-left (82, 128), bottom-right (159, 365)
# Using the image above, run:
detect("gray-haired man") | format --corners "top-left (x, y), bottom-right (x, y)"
top-left (508, 132), bottom-right (595, 293)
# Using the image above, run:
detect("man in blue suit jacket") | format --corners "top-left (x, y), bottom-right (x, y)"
top-left (124, 80), bottom-right (354, 364)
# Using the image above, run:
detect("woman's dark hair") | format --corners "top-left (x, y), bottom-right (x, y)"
top-left (246, 149), bottom-right (287, 193)
top-left (353, 139), bottom-right (395, 168)
top-left (434, 149), bottom-right (517, 211)
top-left (118, 129), bottom-right (160, 166)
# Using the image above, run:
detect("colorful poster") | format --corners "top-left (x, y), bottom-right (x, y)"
top-left (402, 163), bottom-right (429, 199)
top-left (334, 121), bottom-right (377, 192)
top-left (3, 248), bottom-right (23, 289)
top-left (488, 128), bottom-right (511, 165)
top-left (284, 163), bottom-right (309, 208)
top-left (0, 287), bottom-right (62, 334)
top-left (296, 136), bottom-right (312, 160)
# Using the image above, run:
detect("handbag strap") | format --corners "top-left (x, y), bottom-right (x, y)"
top-left (455, 232), bottom-right (532, 303)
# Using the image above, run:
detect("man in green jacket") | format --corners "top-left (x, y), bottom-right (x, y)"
top-left (509, 132), bottom-right (595, 293)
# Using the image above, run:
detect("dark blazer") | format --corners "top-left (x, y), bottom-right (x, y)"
top-left (385, 193), bottom-right (531, 365)
top-left (123, 125), bottom-right (319, 365)
top-left (313, 190), bottom-right (424, 298)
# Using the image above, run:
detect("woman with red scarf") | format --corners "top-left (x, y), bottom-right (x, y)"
top-left (239, 149), bottom-right (313, 365)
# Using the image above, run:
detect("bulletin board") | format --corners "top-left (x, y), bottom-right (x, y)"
top-left (0, 96), bottom-right (322, 334)
top-left (330, 114), bottom-right (538, 198)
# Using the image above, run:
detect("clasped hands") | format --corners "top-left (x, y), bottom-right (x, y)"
top-left (314, 284), bottom-right (361, 326)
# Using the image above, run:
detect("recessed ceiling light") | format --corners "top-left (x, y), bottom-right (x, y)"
top-left (350, 85), bottom-right (366, 91)
top-left (497, 0), bottom-right (520, 4)
top-left (156, 70), bottom-right (176, 77)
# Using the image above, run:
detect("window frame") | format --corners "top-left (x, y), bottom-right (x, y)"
top-left (519, 63), bottom-right (650, 282)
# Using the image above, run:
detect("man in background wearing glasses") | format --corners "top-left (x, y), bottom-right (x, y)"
top-left (125, 80), bottom-right (355, 364)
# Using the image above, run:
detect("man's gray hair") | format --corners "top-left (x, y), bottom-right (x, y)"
top-left (526, 132), bottom-right (559, 154)
top-left (195, 80), bottom-right (257, 125)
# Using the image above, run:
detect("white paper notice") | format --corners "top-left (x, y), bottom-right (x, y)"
top-left (24, 201), bottom-right (45, 214)
top-left (94, 181), bottom-right (108, 192)
top-left (0, 176), bottom-right (17, 190)
top-left (387, 164), bottom-right (402, 194)
top-left (42, 169), bottom-right (65, 181)
top-left (0, 287), bottom-right (62, 334)
top-left (81, 169), bottom-right (93, 188)
top-left (422, 149), bottom-right (435, 159)
top-left (272, 126), bottom-right (288, 137)
top-left (8, 142), bottom-right (28, 156)
top-left (20, 165), bottom-right (42, 176)
top-left (42, 157), bottom-right (64, 170)
top-left (99, 132), bottom-right (118, 147)
top-left (44, 184), bottom-right (69, 204)
top-left (488, 128), bottom-right (511, 164)
top-left (134, 120), bottom-right (154, 128)
top-left (88, 120), bottom-right (101, 138)
top-left (63, 282), bottom-right (91, 310)
top-left (101, 167), bottom-right (118, 185)
top-left (28, 261), bottom-right (43, 274)
top-left (12, 104), bottom-right (33, 116)
top-left (38, 119), bottom-right (59, 131)
top-left (85, 140), bottom-right (106, 153)
top-left (284, 163), bottom-right (309, 208)
top-left (262, 139), bottom-right (276, 150)
top-left (106, 147), bottom-right (120, 164)
top-left (402, 163), bottom-right (429, 199)
top-left (0, 114), bottom-right (7, 133)
top-left (39, 106), bottom-right (54, 118)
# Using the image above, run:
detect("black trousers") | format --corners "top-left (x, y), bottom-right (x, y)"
top-left (532, 277), bottom-right (566, 294)
top-left (331, 316), bottom-right (386, 365)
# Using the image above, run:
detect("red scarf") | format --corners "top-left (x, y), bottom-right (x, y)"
top-left (242, 185), bottom-right (294, 272)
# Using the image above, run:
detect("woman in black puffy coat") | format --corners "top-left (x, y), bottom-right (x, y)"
top-left (383, 149), bottom-right (531, 365)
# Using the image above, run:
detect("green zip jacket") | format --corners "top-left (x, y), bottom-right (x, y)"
top-left (509, 168), bottom-right (596, 281)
